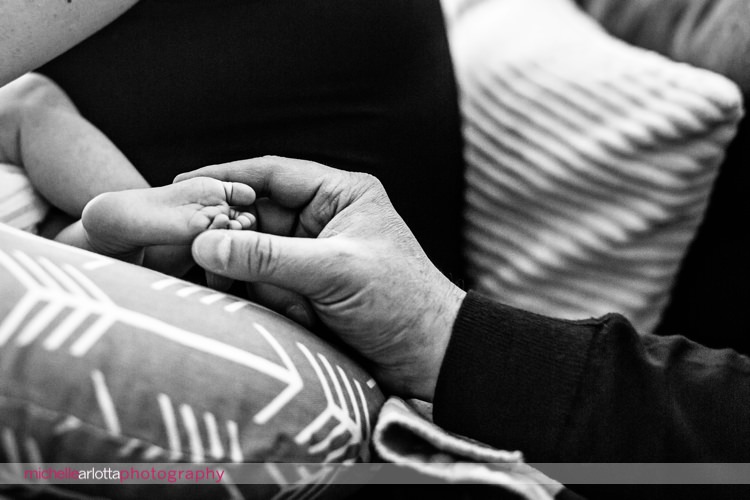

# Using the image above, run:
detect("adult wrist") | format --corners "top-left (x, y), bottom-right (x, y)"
top-left (413, 282), bottom-right (467, 402)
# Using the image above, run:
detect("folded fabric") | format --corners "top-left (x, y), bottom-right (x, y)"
top-left (372, 397), bottom-right (565, 500)
top-left (443, 0), bottom-right (743, 333)
top-left (0, 163), bottom-right (49, 234)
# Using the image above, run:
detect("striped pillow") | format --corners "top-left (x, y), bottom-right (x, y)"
top-left (0, 163), bottom-right (49, 234)
top-left (445, 0), bottom-right (743, 333)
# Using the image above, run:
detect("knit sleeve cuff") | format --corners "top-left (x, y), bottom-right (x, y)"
top-left (433, 291), bottom-right (598, 460)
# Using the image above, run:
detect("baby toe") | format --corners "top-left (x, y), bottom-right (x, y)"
top-left (209, 213), bottom-right (230, 230)
top-left (236, 213), bottom-right (256, 229)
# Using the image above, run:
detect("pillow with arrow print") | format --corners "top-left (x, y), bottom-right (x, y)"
top-left (0, 223), bottom-right (384, 499)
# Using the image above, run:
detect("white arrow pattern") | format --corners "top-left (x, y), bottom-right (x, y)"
top-left (0, 237), bottom-right (379, 494)
top-left (0, 249), bottom-right (304, 426)
top-left (265, 463), bottom-right (343, 500)
top-left (296, 344), bottom-right (370, 463)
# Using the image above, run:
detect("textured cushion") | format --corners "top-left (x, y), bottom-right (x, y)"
top-left (578, 0), bottom-right (750, 92)
top-left (0, 224), bottom-right (383, 499)
top-left (444, 0), bottom-right (743, 332)
top-left (0, 163), bottom-right (49, 234)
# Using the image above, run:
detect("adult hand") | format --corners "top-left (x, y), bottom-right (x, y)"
top-left (176, 156), bottom-right (466, 401)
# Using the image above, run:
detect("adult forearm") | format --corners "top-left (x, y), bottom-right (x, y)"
top-left (434, 291), bottom-right (750, 461)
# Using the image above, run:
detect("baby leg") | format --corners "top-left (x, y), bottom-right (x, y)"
top-left (81, 177), bottom-right (256, 257)
top-left (0, 73), bottom-right (149, 217)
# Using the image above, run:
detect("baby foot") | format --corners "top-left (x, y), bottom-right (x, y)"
top-left (81, 177), bottom-right (256, 257)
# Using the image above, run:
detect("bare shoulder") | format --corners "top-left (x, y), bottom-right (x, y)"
top-left (0, 0), bottom-right (140, 87)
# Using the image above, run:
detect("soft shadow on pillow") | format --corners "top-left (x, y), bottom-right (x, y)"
top-left (444, 0), bottom-right (743, 333)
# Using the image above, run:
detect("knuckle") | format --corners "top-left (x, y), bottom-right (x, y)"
top-left (354, 172), bottom-right (382, 190)
top-left (350, 172), bottom-right (386, 201)
top-left (307, 177), bottom-right (346, 231)
top-left (317, 181), bottom-right (343, 213)
top-left (246, 235), bottom-right (278, 278)
top-left (260, 154), bottom-right (282, 163)
top-left (304, 172), bottom-right (387, 234)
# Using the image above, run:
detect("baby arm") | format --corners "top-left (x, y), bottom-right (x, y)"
top-left (0, 74), bottom-right (251, 272)
top-left (0, 73), bottom-right (149, 216)
top-left (0, 73), bottom-right (152, 262)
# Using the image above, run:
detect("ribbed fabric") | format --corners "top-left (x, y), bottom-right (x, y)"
top-left (434, 291), bottom-right (595, 460)
top-left (0, 163), bottom-right (48, 234)
top-left (443, 0), bottom-right (744, 333)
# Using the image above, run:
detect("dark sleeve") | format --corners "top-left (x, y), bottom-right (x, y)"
top-left (433, 291), bottom-right (750, 461)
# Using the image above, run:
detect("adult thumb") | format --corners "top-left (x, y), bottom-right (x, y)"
top-left (192, 230), bottom-right (339, 297)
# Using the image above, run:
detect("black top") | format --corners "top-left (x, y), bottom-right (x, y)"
top-left (37, 0), bottom-right (750, 340)
top-left (435, 291), bottom-right (750, 461)
top-left (39, 0), bottom-right (465, 280)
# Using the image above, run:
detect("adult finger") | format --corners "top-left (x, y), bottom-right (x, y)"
top-left (253, 198), bottom-right (299, 237)
top-left (246, 282), bottom-right (317, 329)
top-left (175, 156), bottom-right (336, 208)
top-left (192, 229), bottom-right (353, 298)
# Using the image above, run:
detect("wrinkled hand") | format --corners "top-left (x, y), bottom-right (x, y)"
top-left (176, 156), bottom-right (466, 400)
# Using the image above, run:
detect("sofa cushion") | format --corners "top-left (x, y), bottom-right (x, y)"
top-left (445, 0), bottom-right (743, 332)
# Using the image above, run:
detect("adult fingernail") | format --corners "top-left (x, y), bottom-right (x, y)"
top-left (194, 232), bottom-right (232, 271)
